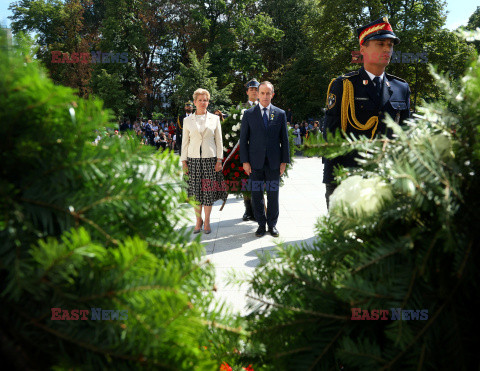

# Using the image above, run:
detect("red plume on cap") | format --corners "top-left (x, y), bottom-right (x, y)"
top-left (357, 17), bottom-right (400, 45)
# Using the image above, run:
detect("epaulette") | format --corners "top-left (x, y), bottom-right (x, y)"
top-left (385, 72), bottom-right (406, 83)
top-left (336, 70), bottom-right (360, 81)
top-left (326, 70), bottom-right (361, 109)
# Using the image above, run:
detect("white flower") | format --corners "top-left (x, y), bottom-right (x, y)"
top-left (229, 141), bottom-right (233, 147)
top-left (225, 133), bottom-right (230, 139)
top-left (232, 126), bottom-right (237, 132)
top-left (240, 115), bottom-right (243, 120)
top-left (223, 146), bottom-right (227, 151)
top-left (241, 109), bottom-right (246, 114)
top-left (233, 114), bottom-right (237, 120)
top-left (330, 176), bottom-right (392, 216)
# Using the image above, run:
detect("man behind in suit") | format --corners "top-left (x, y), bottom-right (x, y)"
top-left (240, 81), bottom-right (290, 237)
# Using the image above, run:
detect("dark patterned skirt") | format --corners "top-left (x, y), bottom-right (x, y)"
top-left (185, 157), bottom-right (227, 206)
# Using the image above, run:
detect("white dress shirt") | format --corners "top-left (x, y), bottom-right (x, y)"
top-left (258, 103), bottom-right (272, 118)
top-left (364, 70), bottom-right (385, 86)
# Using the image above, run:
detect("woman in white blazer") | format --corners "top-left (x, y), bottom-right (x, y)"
top-left (181, 88), bottom-right (227, 234)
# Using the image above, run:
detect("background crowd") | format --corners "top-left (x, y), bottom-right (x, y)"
top-left (118, 118), bottom-right (179, 151)
top-left (116, 113), bottom-right (322, 150)
top-left (290, 120), bottom-right (321, 146)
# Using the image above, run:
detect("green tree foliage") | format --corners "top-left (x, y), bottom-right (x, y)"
top-left (9, 0), bottom-right (68, 47)
top-left (259, 0), bottom-right (324, 119)
top-left (240, 35), bottom-right (480, 369)
top-left (9, 0), bottom-right (283, 119)
top-left (172, 50), bottom-right (234, 113)
top-left (90, 68), bottom-right (132, 119)
top-left (9, 0), bottom-right (184, 119)
top-left (9, 0), bottom-right (94, 97)
top-left (274, 48), bottom-right (329, 120)
top-left (259, 0), bottom-right (314, 71)
top-left (466, 6), bottom-right (480, 30)
top-left (8, 0), bottom-right (478, 121)
top-left (171, 0), bottom-right (284, 106)
top-left (0, 31), bottom-right (242, 370)
top-left (466, 6), bottom-right (480, 54)
top-left (95, 0), bottom-right (184, 120)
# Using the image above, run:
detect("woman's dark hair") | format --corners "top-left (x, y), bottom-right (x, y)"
top-left (214, 110), bottom-right (224, 121)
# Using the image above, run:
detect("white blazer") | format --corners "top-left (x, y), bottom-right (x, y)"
top-left (180, 112), bottom-right (224, 162)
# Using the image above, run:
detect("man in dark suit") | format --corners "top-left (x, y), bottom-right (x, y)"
top-left (239, 78), bottom-right (260, 221)
top-left (240, 81), bottom-right (290, 237)
top-left (176, 101), bottom-right (194, 155)
top-left (323, 16), bottom-right (411, 208)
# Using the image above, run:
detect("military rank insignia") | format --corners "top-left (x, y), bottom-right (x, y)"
top-left (327, 93), bottom-right (336, 109)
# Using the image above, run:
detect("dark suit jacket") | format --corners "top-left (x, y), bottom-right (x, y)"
top-left (323, 67), bottom-right (411, 183)
top-left (240, 104), bottom-right (290, 169)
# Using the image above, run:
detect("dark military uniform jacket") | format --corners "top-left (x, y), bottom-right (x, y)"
top-left (176, 113), bottom-right (192, 155)
top-left (323, 67), bottom-right (411, 183)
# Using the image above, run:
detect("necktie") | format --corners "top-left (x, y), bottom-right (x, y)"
top-left (373, 76), bottom-right (382, 99)
top-left (262, 108), bottom-right (268, 129)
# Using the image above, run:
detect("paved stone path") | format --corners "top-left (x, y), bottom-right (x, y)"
top-left (182, 156), bottom-right (327, 314)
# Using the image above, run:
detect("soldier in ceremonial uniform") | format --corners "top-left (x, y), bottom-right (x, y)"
top-left (240, 78), bottom-right (260, 220)
top-left (176, 101), bottom-right (194, 155)
top-left (323, 17), bottom-right (411, 208)
top-left (226, 78), bottom-right (260, 220)
top-left (238, 78), bottom-right (260, 109)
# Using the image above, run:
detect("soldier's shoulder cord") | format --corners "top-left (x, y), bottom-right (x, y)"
top-left (340, 78), bottom-right (379, 139)
top-left (177, 116), bottom-right (182, 130)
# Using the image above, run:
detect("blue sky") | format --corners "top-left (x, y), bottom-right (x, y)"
top-left (0, 0), bottom-right (479, 31)
top-left (445, 0), bottom-right (479, 29)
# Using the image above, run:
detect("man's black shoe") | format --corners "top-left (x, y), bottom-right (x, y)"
top-left (268, 226), bottom-right (279, 237)
top-left (243, 199), bottom-right (256, 221)
top-left (243, 212), bottom-right (256, 221)
top-left (255, 226), bottom-right (266, 237)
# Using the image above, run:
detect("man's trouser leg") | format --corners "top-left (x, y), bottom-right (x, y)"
top-left (325, 183), bottom-right (337, 210)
